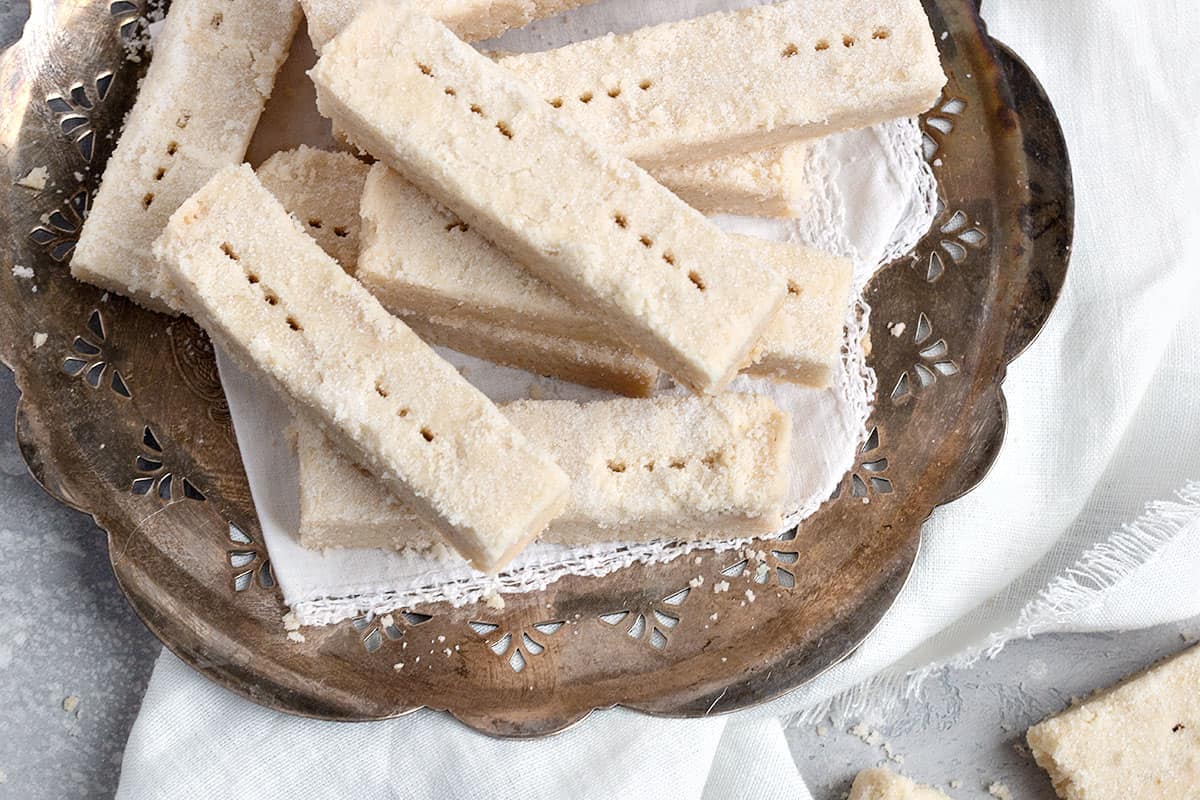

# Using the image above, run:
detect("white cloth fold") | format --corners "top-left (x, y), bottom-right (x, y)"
top-left (117, 3), bottom-right (1200, 798)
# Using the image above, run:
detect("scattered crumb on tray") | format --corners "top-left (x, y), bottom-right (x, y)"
top-left (849, 721), bottom-right (884, 747)
top-left (16, 166), bottom-right (48, 191)
top-left (11, 264), bottom-right (33, 280)
top-left (816, 725), bottom-right (828, 737)
top-left (33, 333), bottom-right (47, 349)
top-left (62, 695), bottom-right (80, 713)
top-left (949, 779), bottom-right (962, 789)
top-left (0, 768), bottom-right (7, 783)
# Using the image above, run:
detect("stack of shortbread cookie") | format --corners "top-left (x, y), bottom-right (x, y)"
top-left (71, 0), bottom-right (945, 572)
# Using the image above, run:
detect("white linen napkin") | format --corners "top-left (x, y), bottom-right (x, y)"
top-left (116, 3), bottom-right (1200, 798)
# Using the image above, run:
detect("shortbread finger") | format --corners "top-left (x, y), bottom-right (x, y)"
top-left (311, 3), bottom-right (786, 394)
top-left (742, 239), bottom-right (853, 387)
top-left (255, 149), bottom-right (658, 395)
top-left (297, 394), bottom-right (792, 550)
top-left (652, 143), bottom-right (811, 219)
top-left (301, 0), bottom-right (595, 50)
top-left (154, 165), bottom-right (569, 572)
top-left (1027, 644), bottom-right (1200, 800)
top-left (848, 769), bottom-right (953, 800)
top-left (495, 0), bottom-right (945, 167)
top-left (403, 314), bottom-right (659, 398)
top-left (358, 165), bottom-right (850, 388)
top-left (73, 0), bottom-right (301, 313)
top-left (256, 145), bottom-right (369, 272)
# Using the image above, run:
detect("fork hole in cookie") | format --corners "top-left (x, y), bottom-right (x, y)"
top-left (815, 39), bottom-right (830, 51)
top-left (579, 91), bottom-right (593, 104)
top-left (612, 212), bottom-right (628, 229)
top-left (842, 35), bottom-right (856, 47)
top-left (286, 316), bottom-right (302, 332)
top-left (548, 97), bottom-right (563, 108)
top-left (782, 43), bottom-right (798, 58)
top-left (872, 27), bottom-right (891, 40)
top-left (220, 242), bottom-right (239, 261)
top-left (333, 226), bottom-right (349, 238)
top-left (166, 141), bottom-right (178, 155)
top-left (606, 460), bottom-right (626, 473)
top-left (154, 167), bottom-right (166, 181)
top-left (639, 79), bottom-right (653, 90)
top-left (688, 271), bottom-right (706, 291)
top-left (141, 192), bottom-right (154, 209)
top-left (308, 218), bottom-right (322, 229)
top-left (397, 407), bottom-right (409, 418)
top-left (420, 427), bottom-right (435, 442)
top-left (607, 87), bottom-right (621, 98)
top-left (787, 280), bottom-right (801, 296)
top-left (375, 382), bottom-right (389, 398)
top-left (495, 120), bottom-right (513, 139)
top-left (639, 235), bottom-right (653, 248)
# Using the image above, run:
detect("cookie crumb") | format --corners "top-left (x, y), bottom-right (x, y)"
top-left (987, 782), bottom-right (1012, 800)
top-left (713, 580), bottom-right (730, 594)
top-left (949, 780), bottom-right (962, 789)
top-left (484, 587), bottom-right (506, 610)
top-left (393, 662), bottom-right (404, 671)
top-left (16, 166), bottom-right (48, 191)
top-left (62, 695), bottom-right (80, 713)
top-left (11, 265), bottom-right (34, 280)
top-left (287, 631), bottom-right (306, 643)
top-left (889, 321), bottom-right (906, 338)
top-left (33, 332), bottom-right (47, 349)
top-left (282, 611), bottom-right (302, 631)
top-left (689, 575), bottom-right (704, 588)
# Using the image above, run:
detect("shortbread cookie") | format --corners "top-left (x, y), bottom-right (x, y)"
top-left (358, 165), bottom-right (850, 388)
top-left (73, 0), bottom-right (301, 312)
top-left (301, 0), bottom-right (596, 50)
top-left (1027, 643), bottom-right (1200, 800)
top-left (154, 165), bottom-right (569, 572)
top-left (848, 769), bottom-right (953, 800)
top-left (403, 314), bottom-right (660, 398)
top-left (311, 3), bottom-right (786, 394)
top-left (494, 0), bottom-right (945, 167)
top-left (297, 394), bottom-right (793, 550)
top-left (256, 145), bottom-right (369, 272)
top-left (653, 143), bottom-right (811, 218)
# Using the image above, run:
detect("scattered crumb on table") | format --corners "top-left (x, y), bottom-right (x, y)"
top-left (987, 782), bottom-right (1013, 800)
top-left (713, 580), bottom-right (730, 594)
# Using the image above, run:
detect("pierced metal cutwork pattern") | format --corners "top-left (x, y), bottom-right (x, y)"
top-left (599, 587), bottom-right (690, 651)
top-left (921, 94), bottom-right (966, 163)
top-left (28, 188), bottom-right (89, 262)
top-left (227, 523), bottom-right (274, 593)
top-left (891, 313), bottom-right (961, 404)
top-left (0, 0), bottom-right (1072, 735)
top-left (926, 205), bottom-right (988, 281)
top-left (131, 425), bottom-right (206, 502)
top-left (719, 530), bottom-right (802, 589)
top-left (46, 72), bottom-right (113, 162)
top-left (61, 309), bottom-right (131, 398)
top-left (469, 618), bottom-right (565, 672)
top-left (351, 610), bottom-right (432, 654)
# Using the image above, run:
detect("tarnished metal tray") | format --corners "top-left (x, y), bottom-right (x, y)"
top-left (0, 0), bottom-right (1071, 736)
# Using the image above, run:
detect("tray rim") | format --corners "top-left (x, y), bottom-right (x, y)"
top-left (0, 0), bottom-right (1073, 736)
